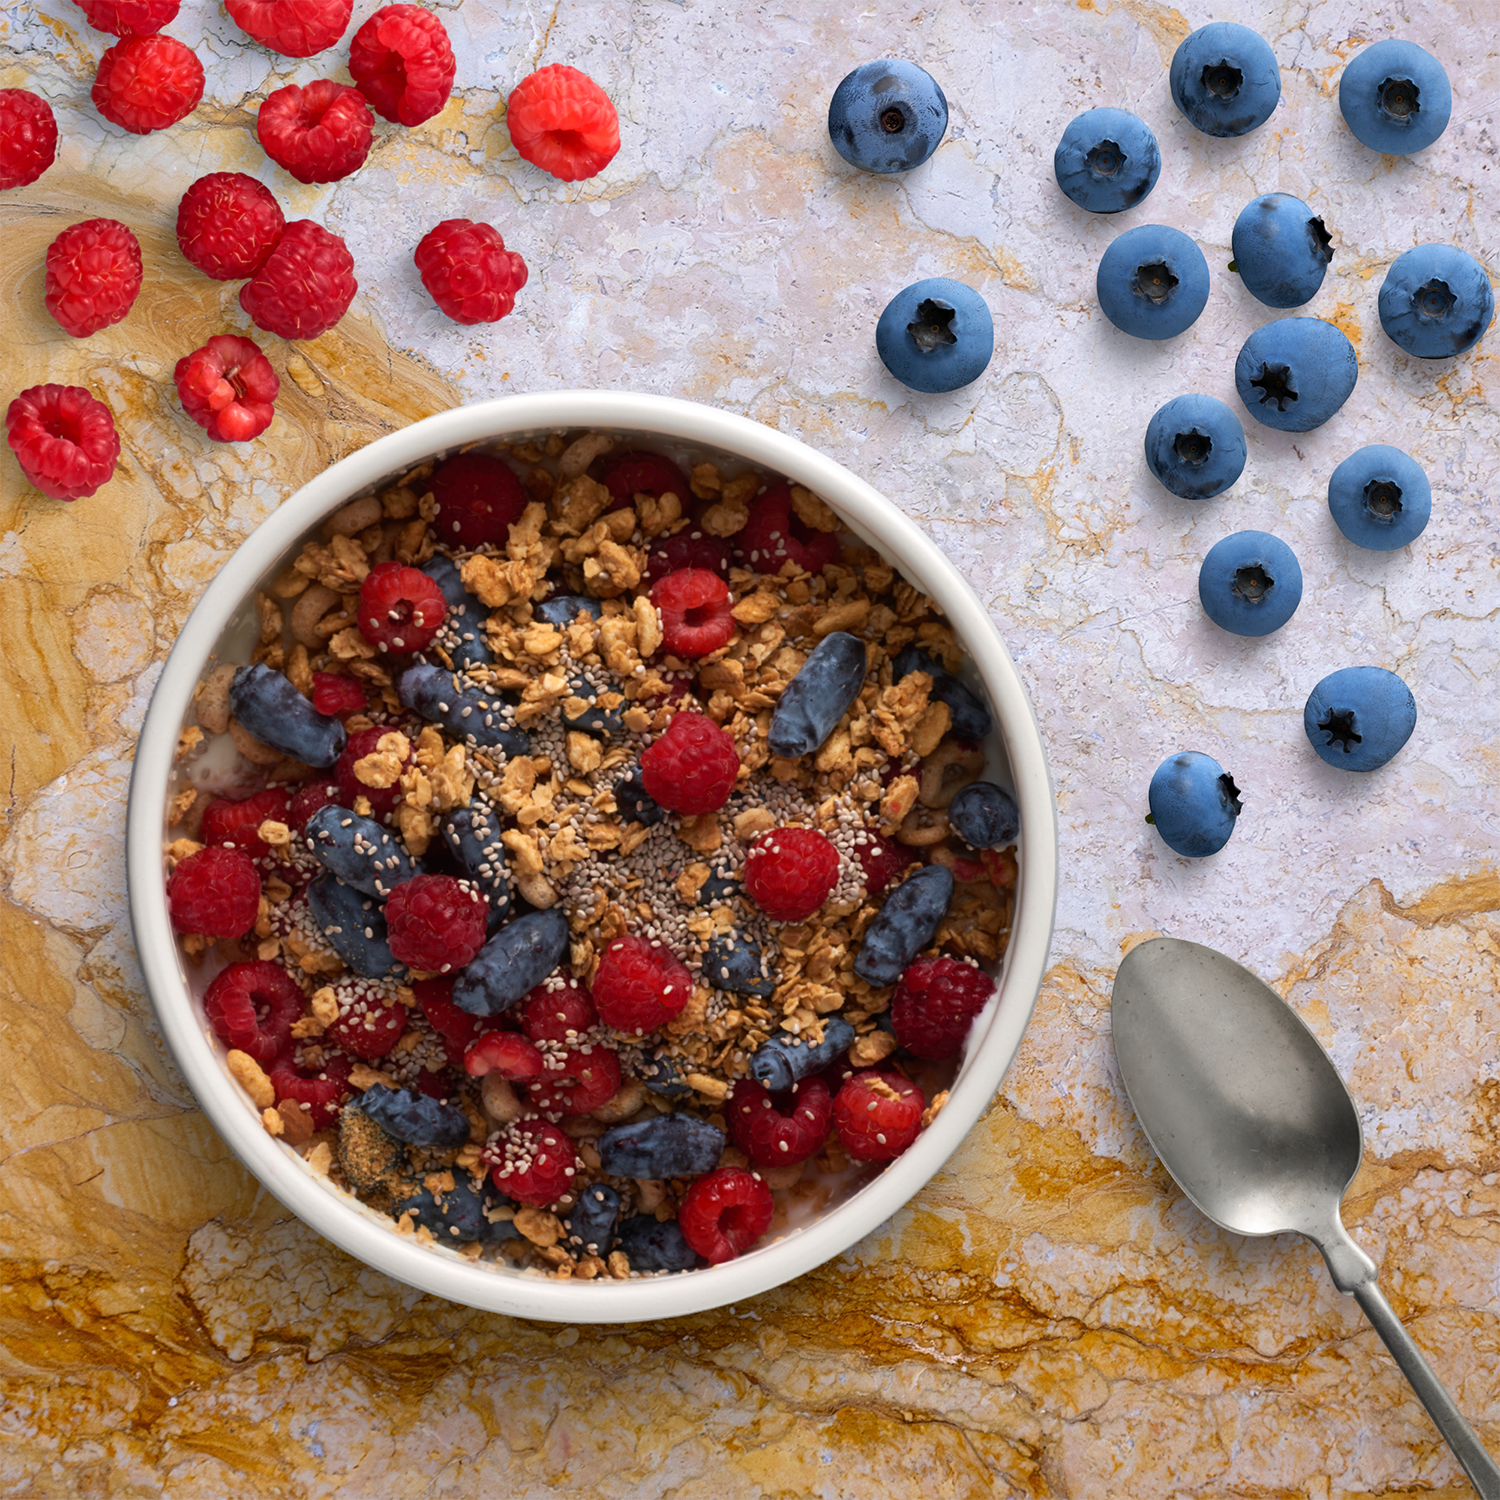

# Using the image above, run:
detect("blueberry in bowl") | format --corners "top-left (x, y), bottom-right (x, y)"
top-left (827, 59), bottom-right (948, 174)
top-left (1169, 22), bottom-right (1281, 137)
top-left (876, 277), bottom-right (993, 392)
top-left (1096, 224), bottom-right (1210, 340)
top-left (1053, 108), bottom-right (1160, 213)
top-left (1303, 666), bottom-right (1416, 772)
top-left (1198, 530), bottom-right (1302, 637)
top-left (1327, 444), bottom-right (1431, 550)
top-left (1147, 751), bottom-right (1242, 857)
top-left (1377, 244), bottom-right (1494, 359)
top-left (1230, 194), bottom-right (1334, 309)
top-left (1339, 40), bottom-right (1451, 155)
top-left (1234, 318), bottom-right (1358, 432)
top-left (1143, 394), bottom-right (1246, 499)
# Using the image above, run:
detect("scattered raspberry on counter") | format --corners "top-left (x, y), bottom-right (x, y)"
top-left (92, 33), bottom-right (204, 135)
top-left (350, 4), bottom-right (456, 127)
top-left (174, 334), bottom-right (280, 442)
top-left (44, 218), bottom-right (142, 338)
top-left (257, 80), bottom-right (373, 185)
top-left (6, 384), bottom-right (121, 500)
top-left (239, 219), bottom-right (357, 340)
top-left (226, 0), bottom-right (353, 58)
top-left (71, 0), bottom-right (180, 36)
top-left (0, 89), bottom-right (59, 190)
top-left (414, 219), bottom-right (528, 326)
top-left (176, 172), bottom-right (286, 280)
top-left (506, 64), bottom-right (620, 182)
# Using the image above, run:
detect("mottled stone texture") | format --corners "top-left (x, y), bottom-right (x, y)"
top-left (3, 0), bottom-right (1499, 1494)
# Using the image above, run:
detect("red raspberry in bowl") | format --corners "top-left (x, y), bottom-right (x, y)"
top-left (429, 452), bottom-right (527, 547)
top-left (413, 974), bottom-right (485, 1062)
top-left (465, 1029), bottom-right (545, 1082)
top-left (506, 64), bottom-right (620, 182)
top-left (855, 830), bottom-right (909, 895)
top-left (833, 1071), bottom-right (924, 1161)
top-left (639, 711), bottom-right (739, 815)
top-left (174, 334), bottom-right (279, 443)
top-left (166, 844), bottom-right (261, 938)
top-left (349, 5), bottom-right (455, 126)
top-left (384, 874), bottom-right (487, 972)
top-left (645, 527), bottom-right (732, 584)
top-left (92, 33), bottom-right (204, 135)
top-left (176, 172), bottom-right (285, 280)
top-left (725, 1076), bottom-right (833, 1167)
top-left (482, 1117), bottom-right (579, 1206)
top-left (204, 960), bottom-right (304, 1062)
top-left (600, 450), bottom-right (690, 510)
top-left (335, 725), bottom-right (412, 819)
top-left (522, 973), bottom-right (598, 1042)
top-left (200, 786), bottom-right (292, 861)
top-left (0, 89), bottom-right (59, 190)
top-left (321, 976), bottom-right (408, 1059)
top-left (651, 569), bottom-right (735, 658)
top-left (257, 81), bottom-right (373, 185)
top-left (44, 218), bottom-right (142, 338)
top-left (268, 1046), bottom-right (352, 1130)
top-left (735, 482), bottom-right (841, 575)
top-left (226, 0), bottom-right (352, 57)
top-left (6, 384), bottom-right (120, 500)
top-left (414, 219), bottom-right (528, 325)
top-left (288, 776), bottom-right (341, 834)
top-left (591, 934), bottom-right (692, 1034)
top-left (71, 0), bottom-right (179, 35)
top-left (240, 219), bottom-right (356, 340)
top-left (357, 560), bottom-right (447, 654)
top-left (311, 672), bottom-right (368, 717)
top-left (527, 1045), bottom-right (621, 1116)
top-left (890, 955), bottom-right (994, 1061)
top-left (678, 1167), bottom-right (774, 1264)
top-left (744, 826), bottom-right (840, 922)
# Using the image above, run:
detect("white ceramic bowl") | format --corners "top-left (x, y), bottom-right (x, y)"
top-left (128, 391), bottom-right (1056, 1323)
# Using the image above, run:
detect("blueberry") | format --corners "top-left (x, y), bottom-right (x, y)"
top-left (396, 662), bottom-right (530, 757)
top-left (1096, 225), bottom-right (1210, 340)
top-left (229, 663), bottom-right (346, 768)
top-left (1053, 108), bottom-right (1161, 214)
top-left (767, 631), bottom-right (868, 758)
top-left (306, 873), bottom-right (398, 978)
top-left (305, 804), bottom-right (420, 897)
top-left (451, 908), bottom-right (570, 1017)
top-left (948, 781), bottom-right (1019, 850)
top-left (564, 1183), bottom-right (621, 1256)
top-left (748, 1017), bottom-right (857, 1092)
top-left (1378, 245), bottom-right (1494, 360)
top-left (827, 59), bottom-right (948, 174)
top-left (615, 1215), bottom-right (699, 1273)
top-left (1230, 194), bottom-right (1334, 309)
top-left (614, 770), bottom-right (666, 828)
top-left (852, 863), bottom-right (955, 988)
top-left (561, 675), bottom-right (624, 737)
top-left (876, 278), bottom-right (994, 394)
top-left (1339, 40), bottom-right (1451, 155)
top-left (638, 1051), bottom-right (693, 1099)
top-left (357, 1085), bottom-right (470, 1149)
top-left (439, 804), bottom-right (512, 918)
top-left (597, 1112), bottom-right (725, 1179)
top-left (1147, 752), bottom-right (1242, 857)
top-left (1303, 666), bottom-right (1416, 772)
top-left (1327, 444), bottom-right (1431, 550)
top-left (1143, 394), bottom-right (1247, 500)
top-left (420, 555), bottom-right (494, 671)
top-left (702, 932), bottom-right (777, 998)
top-left (1170, 22), bottom-right (1281, 137)
top-left (1234, 318), bottom-right (1358, 432)
top-left (1198, 530), bottom-right (1303, 637)
top-left (892, 646), bottom-right (993, 739)
top-left (393, 1173), bottom-right (518, 1245)
top-left (533, 594), bottom-right (604, 628)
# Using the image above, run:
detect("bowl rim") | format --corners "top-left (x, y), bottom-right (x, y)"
top-left (127, 390), bottom-right (1057, 1323)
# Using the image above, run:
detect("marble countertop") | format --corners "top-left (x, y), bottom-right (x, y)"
top-left (5, 0), bottom-right (1500, 1493)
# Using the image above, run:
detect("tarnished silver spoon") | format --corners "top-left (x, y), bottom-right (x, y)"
top-left (1112, 936), bottom-right (1500, 1499)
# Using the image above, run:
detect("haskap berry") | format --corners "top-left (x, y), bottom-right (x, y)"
top-left (71, 0), bottom-right (179, 35)
top-left (176, 172), bottom-right (286, 280)
top-left (744, 826), bottom-right (840, 922)
top-left (357, 561), bottom-right (447, 654)
top-left (590, 934), bottom-right (693, 1034)
top-left (677, 1168), bottom-right (774, 1264)
top-left (204, 960), bottom-right (303, 1063)
top-left (414, 219), bottom-right (528, 325)
top-left (891, 955), bottom-right (995, 1060)
top-left (257, 81), bottom-right (373, 185)
top-left (175, 334), bottom-right (279, 443)
top-left (0, 89), bottom-right (59, 190)
top-left (833, 1071), bottom-right (925, 1161)
top-left (92, 33), bottom-right (204, 135)
top-left (483, 1117), bottom-right (580, 1206)
top-left (725, 1076), bottom-right (833, 1166)
top-left (166, 844), bottom-right (261, 939)
top-left (506, 64), bottom-right (620, 181)
top-left (45, 219), bottom-right (142, 338)
top-left (6, 384), bottom-right (121, 500)
top-left (226, 0), bottom-right (353, 57)
top-left (429, 451), bottom-right (527, 547)
top-left (240, 219), bottom-right (357, 340)
top-left (652, 568), bottom-right (735, 658)
top-left (735, 482), bottom-right (841, 574)
top-left (639, 710), bottom-right (740, 815)
top-left (385, 874), bottom-right (488, 972)
top-left (200, 786), bottom-right (292, 861)
top-left (349, 5), bottom-right (455, 126)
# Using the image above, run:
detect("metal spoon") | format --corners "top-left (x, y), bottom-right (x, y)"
top-left (1112, 936), bottom-right (1500, 1499)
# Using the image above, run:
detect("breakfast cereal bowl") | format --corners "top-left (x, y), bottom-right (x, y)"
top-left (127, 390), bottom-right (1056, 1323)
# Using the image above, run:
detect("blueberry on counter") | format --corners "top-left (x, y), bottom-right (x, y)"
top-left (876, 278), bottom-right (994, 393)
top-left (828, 59), bottom-right (948, 174)
top-left (597, 1112), bottom-right (725, 1179)
top-left (892, 645), bottom-right (993, 739)
top-left (615, 1215), bottom-right (699, 1273)
top-left (420, 555), bottom-right (494, 671)
top-left (565, 1183), bottom-right (621, 1257)
top-left (307, 873), bottom-right (399, 978)
top-left (1096, 225), bottom-right (1210, 340)
top-left (702, 932), bottom-right (777, 998)
top-left (1339, 40), bottom-right (1451, 155)
top-left (396, 661), bottom-right (530, 757)
top-left (1303, 666), bottom-right (1416, 772)
top-left (229, 663), bottom-right (346, 768)
top-left (1234, 318), bottom-right (1358, 432)
top-left (1143, 394), bottom-right (1247, 500)
top-left (1147, 752), bottom-right (1242, 857)
top-left (1327, 445), bottom-right (1431, 550)
top-left (767, 631), bottom-right (868, 757)
top-left (748, 1017), bottom-right (857, 1092)
top-left (1378, 245), bottom-right (1494, 359)
top-left (1231, 194), bottom-right (1334, 309)
top-left (358, 1085), bottom-right (471, 1149)
top-left (452, 908), bottom-right (570, 1017)
top-left (948, 781), bottom-right (1020, 850)
top-left (851, 864), bottom-right (955, 987)
top-left (1198, 531), bottom-right (1303, 637)
top-left (1053, 107), bottom-right (1161, 214)
top-left (1170, 22), bottom-right (1281, 137)
top-left (306, 804), bottom-right (420, 897)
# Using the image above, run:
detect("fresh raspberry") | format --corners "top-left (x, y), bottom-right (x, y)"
top-left (744, 827), bottom-right (840, 922)
top-left (735, 482), bottom-right (841, 575)
top-left (71, 0), bottom-right (179, 36)
top-left (522, 973), bottom-right (598, 1042)
top-left (357, 560), bottom-right (447, 654)
top-left (240, 219), bottom-right (357, 340)
top-left (428, 451), bottom-right (527, 547)
top-left (527, 1045), bottom-right (621, 1116)
top-left (321, 975), bottom-right (408, 1059)
top-left (600, 450), bottom-right (690, 509)
top-left (0, 89), bottom-right (59, 190)
top-left (506, 64), bottom-right (620, 182)
top-left (166, 844), bottom-right (261, 938)
top-left (677, 1167), bottom-right (774, 1265)
top-left (174, 334), bottom-right (279, 443)
top-left (257, 80), bottom-right (373, 185)
top-left (410, 1065), bottom-right (459, 1101)
top-left (651, 569), bottom-right (735, 659)
top-left (590, 934), bottom-right (693, 1035)
top-left (465, 1029), bottom-right (545, 1082)
top-left (979, 846), bottom-right (1017, 888)
top-left (414, 974), bottom-right (486, 1064)
top-left (890, 955), bottom-right (994, 1061)
top-left (268, 1046), bottom-right (352, 1130)
top-left (384, 874), bottom-right (487, 973)
top-left (482, 1117), bottom-right (580, 1206)
top-left (414, 218), bottom-right (528, 326)
top-left (92, 34), bottom-right (204, 135)
top-left (203, 960), bottom-right (303, 1062)
top-left (44, 218), bottom-right (142, 338)
top-left (200, 786), bottom-right (292, 861)
top-left (226, 0), bottom-right (352, 57)
top-left (833, 1071), bottom-right (925, 1161)
top-left (6, 384), bottom-right (120, 501)
top-left (856, 831), bottom-right (909, 896)
top-left (311, 672), bottom-right (368, 716)
top-left (288, 776), bottom-right (340, 833)
top-left (639, 711), bottom-right (739, 815)
top-left (176, 172), bottom-right (285, 280)
top-left (645, 527), bottom-right (732, 584)
top-left (335, 726), bottom-right (412, 819)
top-left (725, 1076), bottom-right (833, 1167)
top-left (349, 5), bottom-right (455, 126)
